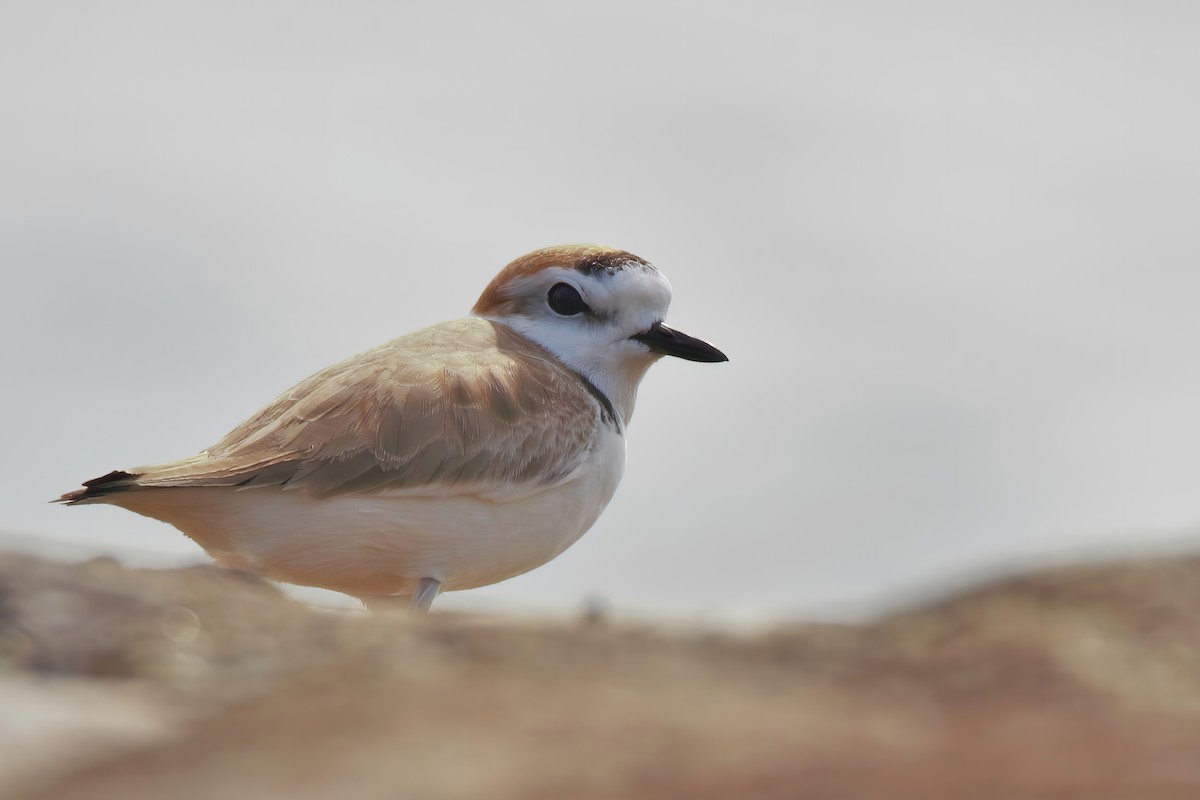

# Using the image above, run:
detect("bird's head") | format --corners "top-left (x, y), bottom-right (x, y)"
top-left (473, 245), bottom-right (727, 424)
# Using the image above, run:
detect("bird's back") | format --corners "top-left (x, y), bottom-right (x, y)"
top-left (61, 318), bottom-right (610, 505)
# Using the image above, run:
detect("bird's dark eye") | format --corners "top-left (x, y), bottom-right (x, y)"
top-left (547, 283), bottom-right (590, 316)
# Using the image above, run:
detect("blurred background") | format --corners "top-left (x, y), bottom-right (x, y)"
top-left (3, 1), bottom-right (1199, 621)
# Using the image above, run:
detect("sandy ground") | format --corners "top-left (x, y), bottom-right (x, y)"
top-left (3, 551), bottom-right (1200, 799)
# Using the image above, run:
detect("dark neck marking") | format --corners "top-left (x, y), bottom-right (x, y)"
top-left (571, 369), bottom-right (622, 432)
top-left (485, 317), bottom-right (623, 432)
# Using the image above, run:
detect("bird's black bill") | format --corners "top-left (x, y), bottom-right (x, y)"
top-left (632, 321), bottom-right (728, 363)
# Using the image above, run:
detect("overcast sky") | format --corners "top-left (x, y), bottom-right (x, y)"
top-left (3, 2), bottom-right (1199, 619)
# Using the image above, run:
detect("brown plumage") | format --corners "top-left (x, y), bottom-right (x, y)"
top-left (59, 318), bottom-right (601, 504)
top-left (472, 244), bottom-right (651, 317)
top-left (57, 244), bottom-right (727, 608)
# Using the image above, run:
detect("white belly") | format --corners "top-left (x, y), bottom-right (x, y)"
top-left (116, 429), bottom-right (627, 598)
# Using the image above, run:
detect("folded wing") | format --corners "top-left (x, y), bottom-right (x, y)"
top-left (65, 319), bottom-right (602, 502)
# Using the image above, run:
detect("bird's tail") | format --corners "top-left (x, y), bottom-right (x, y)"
top-left (55, 470), bottom-right (143, 505)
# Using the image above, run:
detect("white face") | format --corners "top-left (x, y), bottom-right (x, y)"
top-left (474, 250), bottom-right (726, 424)
top-left (486, 265), bottom-right (675, 380)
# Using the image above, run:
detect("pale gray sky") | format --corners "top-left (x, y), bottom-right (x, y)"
top-left (4, 2), bottom-right (1200, 618)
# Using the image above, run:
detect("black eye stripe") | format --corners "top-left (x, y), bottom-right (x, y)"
top-left (547, 283), bottom-right (590, 316)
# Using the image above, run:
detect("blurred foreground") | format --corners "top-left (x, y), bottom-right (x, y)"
top-left (3, 551), bottom-right (1200, 799)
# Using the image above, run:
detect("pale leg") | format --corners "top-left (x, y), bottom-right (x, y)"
top-left (359, 577), bottom-right (441, 613)
top-left (410, 577), bottom-right (441, 612)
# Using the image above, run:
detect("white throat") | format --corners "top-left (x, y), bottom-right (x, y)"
top-left (474, 261), bottom-right (673, 429)
top-left (482, 314), bottom-right (659, 429)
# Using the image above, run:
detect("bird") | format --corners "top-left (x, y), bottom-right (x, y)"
top-left (57, 245), bottom-right (728, 612)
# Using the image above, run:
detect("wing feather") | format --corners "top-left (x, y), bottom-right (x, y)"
top-left (127, 319), bottom-right (602, 499)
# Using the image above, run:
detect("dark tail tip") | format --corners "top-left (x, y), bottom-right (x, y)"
top-left (55, 470), bottom-right (139, 505)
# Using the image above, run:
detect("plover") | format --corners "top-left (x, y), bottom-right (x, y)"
top-left (59, 245), bottom-right (727, 611)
